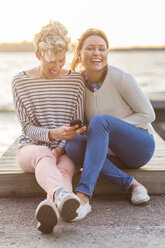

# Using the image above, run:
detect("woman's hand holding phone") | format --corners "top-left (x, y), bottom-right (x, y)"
top-left (48, 119), bottom-right (86, 141)
top-left (70, 119), bottom-right (86, 134)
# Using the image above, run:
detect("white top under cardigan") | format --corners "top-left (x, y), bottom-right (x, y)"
top-left (85, 65), bottom-right (155, 135)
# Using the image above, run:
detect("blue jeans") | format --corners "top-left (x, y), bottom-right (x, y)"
top-left (65, 115), bottom-right (155, 197)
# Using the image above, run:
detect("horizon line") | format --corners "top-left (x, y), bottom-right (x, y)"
top-left (0, 41), bottom-right (165, 51)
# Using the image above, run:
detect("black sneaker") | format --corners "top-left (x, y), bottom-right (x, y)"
top-left (35, 199), bottom-right (60, 234)
top-left (55, 188), bottom-right (80, 222)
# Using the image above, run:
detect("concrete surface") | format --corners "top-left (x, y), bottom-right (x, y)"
top-left (0, 195), bottom-right (165, 248)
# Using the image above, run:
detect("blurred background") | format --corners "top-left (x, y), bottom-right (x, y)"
top-left (0, 0), bottom-right (165, 155)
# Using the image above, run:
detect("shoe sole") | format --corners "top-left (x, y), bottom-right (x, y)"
top-left (60, 198), bottom-right (80, 222)
top-left (35, 204), bottom-right (58, 234)
top-left (131, 196), bottom-right (150, 205)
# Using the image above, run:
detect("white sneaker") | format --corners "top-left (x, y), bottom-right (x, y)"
top-left (71, 202), bottom-right (92, 222)
top-left (131, 185), bottom-right (150, 205)
top-left (35, 199), bottom-right (60, 234)
top-left (55, 188), bottom-right (80, 222)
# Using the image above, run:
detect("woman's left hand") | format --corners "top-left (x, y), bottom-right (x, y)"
top-left (49, 124), bottom-right (87, 141)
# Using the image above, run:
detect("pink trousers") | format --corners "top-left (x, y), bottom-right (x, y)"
top-left (16, 145), bottom-right (78, 201)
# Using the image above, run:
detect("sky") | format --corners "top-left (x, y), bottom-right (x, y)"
top-left (1, 0), bottom-right (165, 48)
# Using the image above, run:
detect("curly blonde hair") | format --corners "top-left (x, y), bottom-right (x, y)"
top-left (33, 21), bottom-right (70, 62)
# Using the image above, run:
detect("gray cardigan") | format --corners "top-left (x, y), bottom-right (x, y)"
top-left (85, 65), bottom-right (155, 135)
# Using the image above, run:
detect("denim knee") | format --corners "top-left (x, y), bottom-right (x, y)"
top-left (89, 114), bottom-right (111, 132)
top-left (89, 114), bottom-right (105, 126)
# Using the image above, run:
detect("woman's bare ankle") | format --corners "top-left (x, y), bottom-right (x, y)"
top-left (76, 191), bottom-right (90, 204)
top-left (129, 179), bottom-right (141, 193)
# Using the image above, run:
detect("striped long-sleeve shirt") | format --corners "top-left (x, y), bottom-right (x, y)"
top-left (12, 70), bottom-right (85, 149)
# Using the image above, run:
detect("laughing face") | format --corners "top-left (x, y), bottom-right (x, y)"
top-left (79, 35), bottom-right (108, 73)
top-left (38, 50), bottom-right (66, 79)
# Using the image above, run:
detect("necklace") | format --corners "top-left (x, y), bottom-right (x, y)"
top-left (83, 66), bottom-right (108, 92)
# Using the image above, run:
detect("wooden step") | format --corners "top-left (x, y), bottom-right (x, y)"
top-left (0, 132), bottom-right (165, 197)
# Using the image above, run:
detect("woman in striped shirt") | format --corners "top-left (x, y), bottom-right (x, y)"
top-left (12, 21), bottom-right (86, 233)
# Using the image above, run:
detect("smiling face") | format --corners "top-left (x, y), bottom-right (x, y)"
top-left (79, 35), bottom-right (108, 73)
top-left (37, 50), bottom-right (66, 79)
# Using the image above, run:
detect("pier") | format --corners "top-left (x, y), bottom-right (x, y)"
top-left (0, 131), bottom-right (165, 197)
top-left (149, 92), bottom-right (165, 139)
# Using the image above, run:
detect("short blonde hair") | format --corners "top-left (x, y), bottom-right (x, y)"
top-left (33, 21), bottom-right (70, 62)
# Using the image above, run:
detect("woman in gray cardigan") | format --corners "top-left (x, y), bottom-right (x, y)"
top-left (65, 28), bottom-right (155, 221)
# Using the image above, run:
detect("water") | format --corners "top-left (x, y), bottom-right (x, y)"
top-left (1, 50), bottom-right (165, 111)
top-left (109, 50), bottom-right (165, 93)
top-left (0, 50), bottom-right (165, 155)
top-left (0, 112), bottom-right (20, 155)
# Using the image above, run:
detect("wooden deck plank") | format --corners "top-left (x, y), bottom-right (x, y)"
top-left (0, 132), bottom-right (165, 197)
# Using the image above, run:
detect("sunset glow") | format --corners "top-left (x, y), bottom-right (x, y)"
top-left (1, 0), bottom-right (165, 48)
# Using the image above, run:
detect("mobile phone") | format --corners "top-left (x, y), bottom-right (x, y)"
top-left (70, 119), bottom-right (82, 129)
